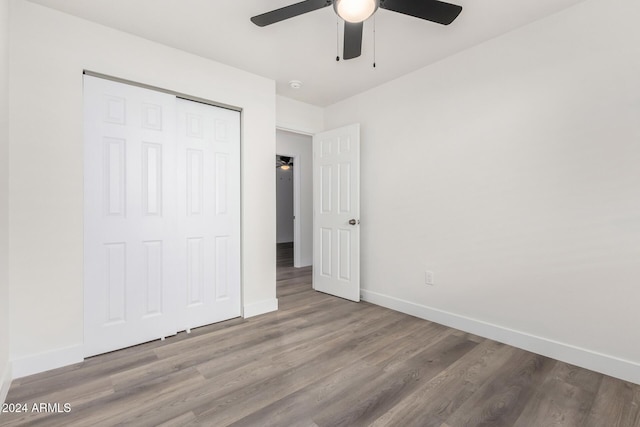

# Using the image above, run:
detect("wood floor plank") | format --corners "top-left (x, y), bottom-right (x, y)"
top-left (552, 361), bottom-right (603, 395)
top-left (72, 368), bottom-right (206, 427)
top-left (190, 315), bottom-right (429, 425)
top-left (98, 306), bottom-right (413, 427)
top-left (584, 376), bottom-right (640, 427)
top-left (5, 350), bottom-right (158, 403)
top-left (195, 304), bottom-right (390, 380)
top-left (369, 340), bottom-right (516, 427)
top-left (110, 315), bottom-right (312, 391)
top-left (443, 350), bottom-right (557, 427)
top-left (310, 335), bottom-right (479, 427)
top-left (2, 245), bottom-right (640, 426)
top-left (2, 367), bottom-right (204, 427)
top-left (228, 328), bottom-right (461, 426)
top-left (513, 361), bottom-right (597, 427)
top-left (155, 411), bottom-right (198, 427)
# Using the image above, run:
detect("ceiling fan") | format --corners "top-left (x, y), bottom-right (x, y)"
top-left (276, 156), bottom-right (294, 170)
top-left (251, 0), bottom-right (463, 60)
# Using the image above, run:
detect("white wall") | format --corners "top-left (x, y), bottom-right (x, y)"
top-left (276, 130), bottom-right (313, 266)
top-left (325, 0), bottom-right (640, 383)
top-left (276, 165), bottom-right (294, 243)
top-left (276, 95), bottom-right (324, 135)
top-left (9, 0), bottom-right (276, 377)
top-left (0, 0), bottom-right (11, 405)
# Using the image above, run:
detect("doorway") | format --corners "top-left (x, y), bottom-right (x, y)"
top-left (276, 154), bottom-right (295, 267)
top-left (275, 130), bottom-right (313, 268)
top-left (275, 125), bottom-right (361, 302)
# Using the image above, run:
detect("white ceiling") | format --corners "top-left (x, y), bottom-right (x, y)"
top-left (27, 0), bottom-right (584, 106)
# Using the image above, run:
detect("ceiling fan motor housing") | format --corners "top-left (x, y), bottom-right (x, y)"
top-left (333, 0), bottom-right (379, 23)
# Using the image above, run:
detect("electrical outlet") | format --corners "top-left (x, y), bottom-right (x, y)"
top-left (425, 270), bottom-right (434, 286)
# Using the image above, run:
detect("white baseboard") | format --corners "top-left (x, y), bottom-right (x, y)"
top-left (0, 361), bottom-right (11, 405)
top-left (293, 260), bottom-right (312, 268)
top-left (11, 345), bottom-right (84, 379)
top-left (361, 289), bottom-right (640, 385)
top-left (243, 298), bottom-right (278, 318)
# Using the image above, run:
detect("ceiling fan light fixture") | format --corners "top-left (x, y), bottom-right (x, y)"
top-left (333, 0), bottom-right (378, 23)
top-left (280, 164), bottom-right (291, 170)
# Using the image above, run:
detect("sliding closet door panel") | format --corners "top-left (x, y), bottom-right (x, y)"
top-left (85, 76), bottom-right (241, 357)
top-left (176, 99), bottom-right (241, 331)
top-left (84, 75), bottom-right (178, 357)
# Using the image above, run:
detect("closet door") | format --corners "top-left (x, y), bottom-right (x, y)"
top-left (83, 76), bottom-right (178, 357)
top-left (176, 98), bottom-right (241, 331)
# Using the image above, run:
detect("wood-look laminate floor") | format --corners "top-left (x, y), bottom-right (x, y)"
top-left (2, 243), bottom-right (639, 426)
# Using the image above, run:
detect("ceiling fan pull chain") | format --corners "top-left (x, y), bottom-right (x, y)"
top-left (336, 17), bottom-right (340, 61)
top-left (373, 15), bottom-right (376, 68)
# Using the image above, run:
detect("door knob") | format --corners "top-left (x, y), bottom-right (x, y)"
top-left (349, 219), bottom-right (358, 225)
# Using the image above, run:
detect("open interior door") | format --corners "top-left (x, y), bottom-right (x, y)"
top-left (312, 124), bottom-right (360, 302)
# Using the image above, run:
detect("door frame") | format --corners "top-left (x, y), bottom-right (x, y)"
top-left (275, 151), bottom-right (302, 267)
top-left (276, 124), bottom-right (314, 269)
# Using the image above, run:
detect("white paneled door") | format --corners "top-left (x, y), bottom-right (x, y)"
top-left (176, 98), bottom-right (241, 331)
top-left (312, 124), bottom-right (360, 302)
top-left (83, 76), bottom-right (240, 357)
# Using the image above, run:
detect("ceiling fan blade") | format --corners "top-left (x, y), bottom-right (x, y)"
top-left (343, 21), bottom-right (363, 60)
top-left (380, 0), bottom-right (462, 25)
top-left (251, 0), bottom-right (331, 27)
